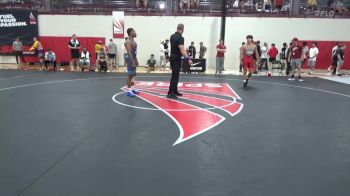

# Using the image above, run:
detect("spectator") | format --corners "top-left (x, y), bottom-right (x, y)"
top-left (80, 47), bottom-right (92, 72)
top-left (188, 41), bottom-right (196, 58)
top-left (180, 0), bottom-right (190, 11)
top-left (336, 44), bottom-right (346, 75)
top-left (302, 41), bottom-right (309, 66)
top-left (97, 47), bottom-right (108, 72)
top-left (281, 42), bottom-right (288, 71)
top-left (288, 38), bottom-right (304, 81)
top-left (136, 0), bottom-right (148, 8)
top-left (29, 37), bottom-right (44, 70)
top-left (108, 39), bottom-right (118, 70)
top-left (331, 0), bottom-right (349, 14)
top-left (216, 39), bottom-right (227, 75)
top-left (308, 0), bottom-right (318, 10)
top-left (191, 0), bottom-right (199, 9)
top-left (95, 40), bottom-right (104, 61)
top-left (44, 48), bottom-right (57, 71)
top-left (239, 42), bottom-right (246, 72)
top-left (286, 42), bottom-right (293, 75)
top-left (308, 42), bottom-right (319, 75)
top-left (260, 42), bottom-right (268, 70)
top-left (160, 40), bottom-right (166, 69)
top-left (256, 40), bottom-right (262, 71)
top-left (264, 0), bottom-right (272, 12)
top-left (12, 37), bottom-right (26, 68)
top-left (68, 34), bottom-right (81, 71)
top-left (123, 37), bottom-right (128, 67)
top-left (164, 39), bottom-right (170, 63)
top-left (268, 43), bottom-right (279, 76)
top-left (199, 42), bottom-right (207, 58)
top-left (147, 54), bottom-right (157, 72)
top-left (275, 0), bottom-right (284, 14)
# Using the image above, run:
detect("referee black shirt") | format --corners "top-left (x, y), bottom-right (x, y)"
top-left (170, 32), bottom-right (184, 60)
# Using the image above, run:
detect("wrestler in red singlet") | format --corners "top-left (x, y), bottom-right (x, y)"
top-left (240, 35), bottom-right (260, 88)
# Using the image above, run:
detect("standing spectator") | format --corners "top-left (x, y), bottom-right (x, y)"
top-left (68, 34), bottom-right (81, 71)
top-left (280, 43), bottom-right (288, 71)
top-left (255, 40), bottom-right (261, 71)
top-left (288, 38), bottom-right (304, 81)
top-left (308, 42), bottom-right (319, 74)
top-left (123, 37), bottom-right (128, 67)
top-left (80, 47), bottom-right (92, 72)
top-left (159, 40), bottom-right (166, 69)
top-left (216, 39), bottom-right (227, 74)
top-left (188, 41), bottom-right (196, 58)
top-left (275, 0), bottom-right (284, 14)
top-left (108, 39), bottom-right (118, 69)
top-left (330, 43), bottom-right (345, 75)
top-left (199, 42), bottom-right (207, 58)
top-left (302, 41), bottom-right (309, 66)
top-left (164, 39), bottom-right (170, 63)
top-left (147, 54), bottom-right (157, 72)
top-left (29, 37), bottom-right (44, 70)
top-left (12, 37), bottom-right (26, 68)
top-left (136, 0), bottom-right (148, 8)
top-left (239, 42), bottom-right (246, 72)
top-left (260, 42), bottom-right (268, 70)
top-left (268, 43), bottom-right (279, 76)
top-left (95, 40), bottom-right (104, 62)
top-left (286, 42), bottom-right (293, 75)
top-left (44, 48), bottom-right (57, 71)
top-left (308, 0), bottom-right (318, 10)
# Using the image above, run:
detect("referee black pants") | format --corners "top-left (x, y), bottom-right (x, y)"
top-left (168, 57), bottom-right (181, 94)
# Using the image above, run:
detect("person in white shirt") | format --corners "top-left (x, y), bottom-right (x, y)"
top-left (308, 42), bottom-right (319, 74)
top-left (80, 47), bottom-right (92, 72)
top-left (159, 40), bottom-right (166, 70)
top-left (260, 42), bottom-right (268, 70)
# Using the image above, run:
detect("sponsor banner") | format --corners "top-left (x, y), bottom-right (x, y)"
top-left (113, 11), bottom-right (124, 39)
top-left (0, 10), bottom-right (38, 47)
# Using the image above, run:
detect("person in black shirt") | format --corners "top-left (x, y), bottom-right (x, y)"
top-left (164, 39), bottom-right (170, 62)
top-left (281, 43), bottom-right (288, 72)
top-left (167, 24), bottom-right (193, 99)
top-left (188, 42), bottom-right (196, 58)
top-left (286, 42), bottom-right (293, 75)
top-left (68, 34), bottom-right (81, 71)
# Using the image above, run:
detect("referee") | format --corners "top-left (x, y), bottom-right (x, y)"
top-left (167, 24), bottom-right (193, 99)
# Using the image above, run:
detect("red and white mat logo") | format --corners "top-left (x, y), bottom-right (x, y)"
top-left (113, 81), bottom-right (243, 145)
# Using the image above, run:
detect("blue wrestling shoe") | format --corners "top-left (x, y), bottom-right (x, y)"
top-left (132, 89), bottom-right (140, 94)
top-left (127, 91), bottom-right (136, 97)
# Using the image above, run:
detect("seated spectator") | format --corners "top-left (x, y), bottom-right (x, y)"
top-left (147, 54), bottom-right (157, 72)
top-left (191, 0), bottom-right (199, 9)
top-left (97, 47), bottom-right (108, 72)
top-left (264, 0), bottom-right (272, 12)
top-left (308, 0), bottom-right (318, 11)
top-left (80, 47), bottom-right (92, 72)
top-left (331, 0), bottom-right (349, 14)
top-left (180, 0), bottom-right (190, 11)
top-left (136, 0), bottom-right (148, 8)
top-left (44, 48), bottom-right (57, 71)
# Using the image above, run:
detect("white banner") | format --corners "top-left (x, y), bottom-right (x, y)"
top-left (113, 11), bottom-right (124, 39)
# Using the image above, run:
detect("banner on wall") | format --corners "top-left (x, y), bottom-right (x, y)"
top-left (113, 11), bottom-right (124, 39)
top-left (0, 10), bottom-right (38, 49)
